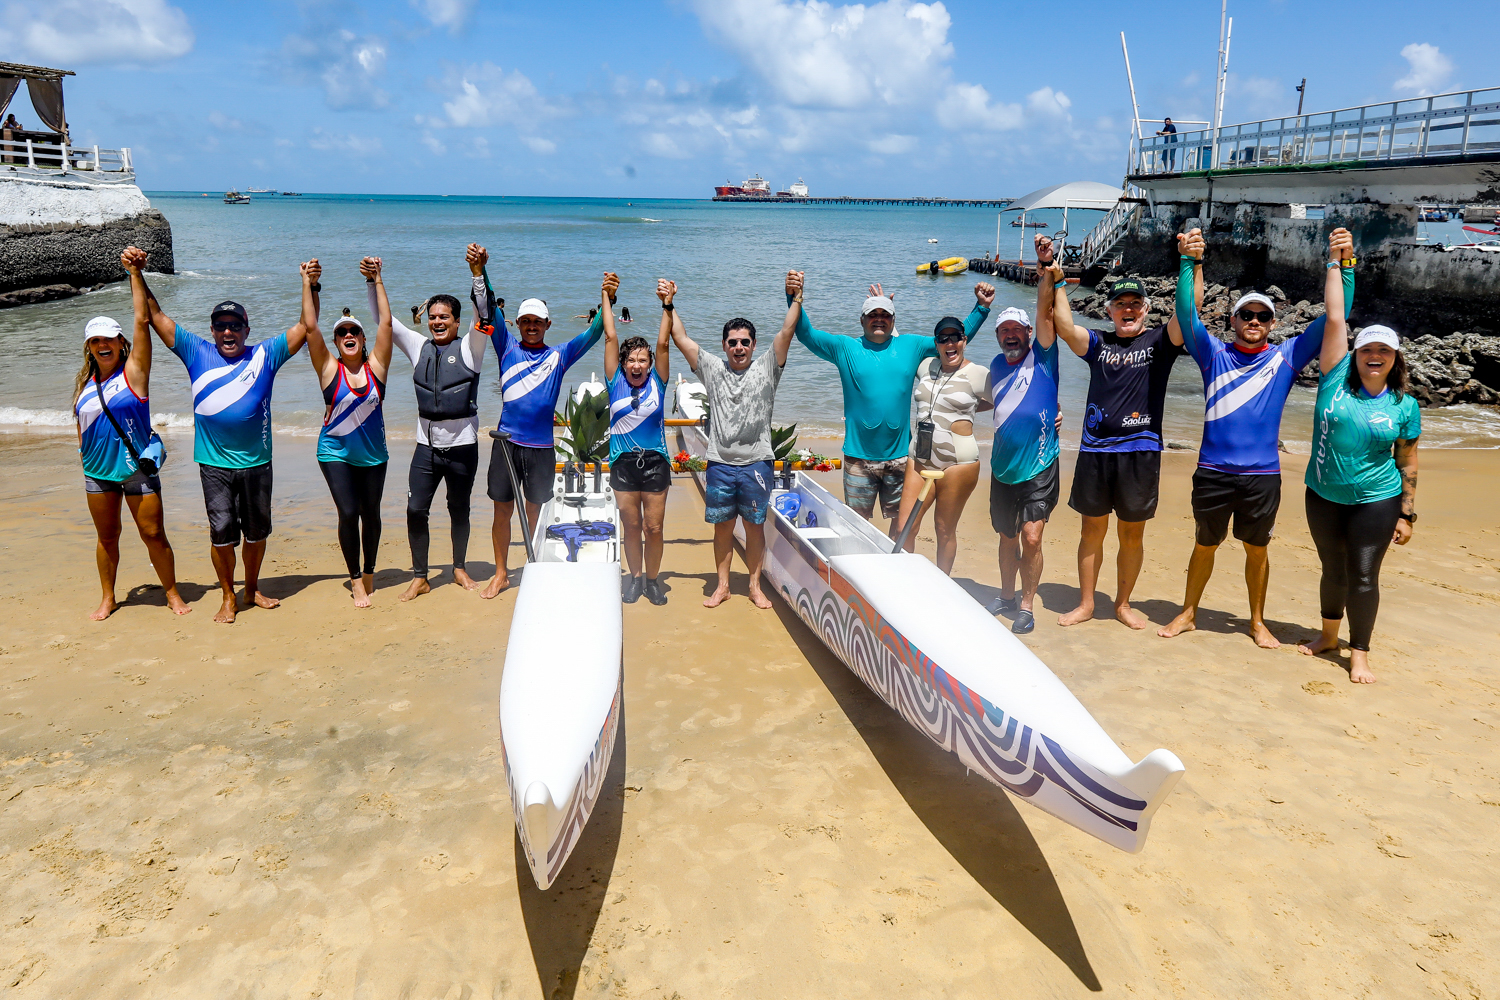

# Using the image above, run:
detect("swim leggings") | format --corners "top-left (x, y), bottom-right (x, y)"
top-left (407, 443), bottom-right (478, 578)
top-left (319, 461), bottom-right (387, 578)
top-left (1304, 488), bottom-right (1402, 651)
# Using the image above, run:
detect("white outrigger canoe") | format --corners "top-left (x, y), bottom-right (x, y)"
top-left (498, 455), bottom-right (623, 889)
top-left (673, 380), bottom-right (1184, 853)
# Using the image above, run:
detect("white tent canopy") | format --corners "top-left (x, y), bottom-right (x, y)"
top-left (1003, 181), bottom-right (1122, 213)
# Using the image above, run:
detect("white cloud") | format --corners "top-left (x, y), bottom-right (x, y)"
top-left (521, 136), bottom-right (556, 154)
top-left (866, 133), bottom-right (915, 155)
top-left (693, 0), bottom-right (954, 109)
top-left (439, 63), bottom-right (558, 127)
top-left (308, 129), bottom-right (383, 155)
top-left (1394, 42), bottom-right (1453, 96)
top-left (938, 83), bottom-right (1022, 131)
top-left (410, 0), bottom-right (473, 31)
top-left (282, 29), bottom-right (390, 110)
top-left (0, 0), bottom-right (193, 64)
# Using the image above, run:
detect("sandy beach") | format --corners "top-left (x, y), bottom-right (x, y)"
top-left (1, 429), bottom-right (1497, 998)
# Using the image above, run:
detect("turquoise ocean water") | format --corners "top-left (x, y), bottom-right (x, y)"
top-left (3, 193), bottom-right (1497, 451)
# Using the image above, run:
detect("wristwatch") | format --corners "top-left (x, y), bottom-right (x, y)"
top-left (1398, 511), bottom-right (1417, 524)
top-left (309, 281), bottom-right (322, 293)
top-left (662, 302), bottom-right (674, 312)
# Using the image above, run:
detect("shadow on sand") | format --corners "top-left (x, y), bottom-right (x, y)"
top-left (770, 599), bottom-right (1104, 991)
top-left (514, 702), bottom-right (626, 1000)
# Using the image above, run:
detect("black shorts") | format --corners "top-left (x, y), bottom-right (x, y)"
top-left (1068, 450), bottom-right (1161, 521)
top-left (609, 449), bottom-right (672, 493)
top-left (1191, 468), bottom-right (1281, 547)
top-left (487, 441), bottom-right (556, 505)
top-left (200, 462), bottom-right (273, 547)
top-left (85, 470), bottom-right (161, 496)
top-left (990, 459), bottom-right (1060, 537)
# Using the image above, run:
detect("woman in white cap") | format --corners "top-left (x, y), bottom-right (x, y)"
top-left (891, 313), bottom-right (995, 574)
top-left (1298, 298), bottom-right (1420, 684)
top-left (74, 246), bottom-right (189, 620)
top-left (307, 257), bottom-right (395, 607)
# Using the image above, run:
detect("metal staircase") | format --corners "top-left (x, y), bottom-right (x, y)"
top-left (1076, 200), bottom-right (1139, 272)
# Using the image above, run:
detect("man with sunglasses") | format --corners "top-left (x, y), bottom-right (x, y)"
top-left (1157, 226), bottom-right (1356, 647)
top-left (140, 262), bottom-right (319, 623)
top-left (795, 277), bottom-right (995, 529)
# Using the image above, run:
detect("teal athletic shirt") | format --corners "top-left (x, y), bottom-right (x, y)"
top-left (795, 300), bottom-right (989, 461)
top-left (1305, 353), bottom-right (1420, 505)
top-left (170, 325), bottom-right (292, 468)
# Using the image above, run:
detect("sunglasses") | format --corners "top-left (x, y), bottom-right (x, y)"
top-left (725, 338), bottom-right (753, 348)
top-left (211, 319), bottom-right (246, 333)
top-left (630, 385), bottom-right (642, 410)
top-left (935, 333), bottom-right (964, 344)
top-left (1236, 308), bottom-right (1275, 323)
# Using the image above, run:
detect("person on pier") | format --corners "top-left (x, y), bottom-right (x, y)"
top-left (1157, 226), bottom-right (1356, 648)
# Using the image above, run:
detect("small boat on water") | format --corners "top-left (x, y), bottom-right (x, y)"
top-left (281, 191), bottom-right (302, 196)
top-left (246, 187), bottom-right (274, 195)
top-left (223, 190), bottom-right (250, 204)
top-left (917, 256), bottom-right (968, 275)
top-left (497, 453), bottom-right (623, 889)
top-left (673, 383), bottom-right (1184, 852)
top-left (1011, 219), bottom-right (1048, 227)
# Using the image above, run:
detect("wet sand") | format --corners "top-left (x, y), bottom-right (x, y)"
top-left (1, 431), bottom-right (1497, 998)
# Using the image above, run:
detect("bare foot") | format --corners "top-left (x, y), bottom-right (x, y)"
top-left (453, 568), bottom-right (480, 592)
top-left (749, 588), bottom-right (773, 610)
top-left (1348, 650), bottom-right (1376, 684)
top-left (399, 577), bottom-right (431, 603)
top-left (480, 574), bottom-right (509, 600)
top-left (250, 590), bottom-right (280, 610)
top-left (703, 586), bottom-right (731, 608)
top-left (1115, 604), bottom-right (1149, 630)
top-left (361, 572), bottom-right (375, 597)
top-left (90, 596), bottom-right (119, 621)
top-left (1249, 621), bottom-right (1281, 649)
top-left (165, 589), bottom-right (192, 615)
top-left (1298, 634), bottom-right (1340, 656)
top-left (351, 578), bottom-right (373, 609)
top-left (1157, 609), bottom-right (1196, 638)
top-left (1057, 605), bottom-right (1094, 627)
top-left (214, 594), bottom-right (238, 624)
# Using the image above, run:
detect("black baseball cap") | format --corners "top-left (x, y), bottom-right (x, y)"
top-left (1105, 278), bottom-right (1147, 302)
top-left (211, 300), bottom-right (248, 323)
top-left (933, 316), bottom-right (965, 336)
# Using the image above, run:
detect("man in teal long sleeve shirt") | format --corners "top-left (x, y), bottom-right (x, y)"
top-left (796, 279), bottom-right (994, 526)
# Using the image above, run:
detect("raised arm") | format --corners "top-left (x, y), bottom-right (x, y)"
top-left (659, 279), bottom-right (697, 370)
top-left (284, 258), bottom-right (319, 359)
top-left (1050, 266), bottom-right (1089, 357)
top-left (654, 279), bottom-right (672, 383)
top-left (1031, 237), bottom-right (1059, 350)
top-left (363, 256), bottom-right (395, 380)
top-left (790, 288), bottom-right (840, 362)
top-left (1171, 228), bottom-right (1209, 354)
top-left (603, 273), bottom-right (621, 381)
top-left (121, 246), bottom-right (154, 395)
top-left (774, 270), bottom-right (803, 367)
top-left (134, 260), bottom-right (177, 348)
top-left (371, 274), bottom-right (422, 365)
top-left (559, 272), bottom-right (617, 371)
top-left (965, 281), bottom-right (995, 341)
top-left (1320, 228), bottom-right (1356, 374)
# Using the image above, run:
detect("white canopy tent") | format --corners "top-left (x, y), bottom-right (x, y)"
top-left (997, 181), bottom-right (1123, 260)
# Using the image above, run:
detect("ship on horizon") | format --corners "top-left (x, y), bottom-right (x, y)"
top-left (714, 175), bottom-right (809, 199)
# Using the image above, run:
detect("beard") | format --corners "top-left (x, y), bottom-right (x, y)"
top-left (1002, 344), bottom-right (1028, 363)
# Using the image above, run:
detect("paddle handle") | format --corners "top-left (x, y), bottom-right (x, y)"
top-left (890, 469), bottom-right (943, 554)
top-left (490, 429), bottom-right (537, 563)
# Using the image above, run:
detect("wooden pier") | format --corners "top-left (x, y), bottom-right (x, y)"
top-left (712, 195), bottom-right (1015, 208)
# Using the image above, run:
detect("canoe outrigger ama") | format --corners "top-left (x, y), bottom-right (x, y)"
top-left (494, 431), bottom-right (624, 889)
top-left (672, 382), bottom-right (1184, 853)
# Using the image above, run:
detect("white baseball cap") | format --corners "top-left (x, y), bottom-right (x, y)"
top-left (861, 295), bottom-right (895, 316)
top-left (1353, 325), bottom-right (1401, 352)
top-left (994, 306), bottom-right (1031, 330)
top-left (517, 298), bottom-right (550, 320)
top-left (1231, 292), bottom-right (1276, 315)
top-left (84, 316), bottom-right (123, 342)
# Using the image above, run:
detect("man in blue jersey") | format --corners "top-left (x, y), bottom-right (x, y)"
top-left (1157, 226), bottom-right (1356, 647)
top-left (139, 260), bottom-right (318, 623)
top-left (983, 245), bottom-right (1065, 635)
top-left (468, 243), bottom-right (618, 597)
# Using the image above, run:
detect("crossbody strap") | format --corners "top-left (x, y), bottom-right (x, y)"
top-left (92, 374), bottom-right (146, 466)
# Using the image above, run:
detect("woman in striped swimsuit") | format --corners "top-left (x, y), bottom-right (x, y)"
top-left (892, 315), bottom-right (992, 574)
top-left (307, 257), bottom-right (395, 607)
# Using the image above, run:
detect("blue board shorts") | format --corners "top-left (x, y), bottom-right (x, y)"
top-left (704, 460), bottom-right (773, 525)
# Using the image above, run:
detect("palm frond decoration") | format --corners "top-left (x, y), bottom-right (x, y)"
top-left (557, 388), bottom-right (610, 464)
top-left (771, 424), bottom-right (798, 462)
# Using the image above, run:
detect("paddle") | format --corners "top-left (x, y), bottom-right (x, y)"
top-left (489, 429), bottom-right (537, 563)
top-left (890, 468), bottom-right (944, 554)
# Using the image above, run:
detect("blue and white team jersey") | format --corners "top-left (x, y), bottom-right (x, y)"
top-left (75, 367), bottom-right (151, 482)
top-left (1177, 256), bottom-right (1354, 474)
top-left (988, 340), bottom-right (1061, 485)
top-left (488, 313), bottom-right (604, 449)
top-left (316, 363), bottom-right (388, 466)
top-left (170, 325), bottom-right (292, 468)
top-left (607, 369), bottom-right (668, 460)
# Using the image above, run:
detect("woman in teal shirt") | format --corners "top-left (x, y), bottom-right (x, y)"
top-left (1300, 305), bottom-right (1420, 684)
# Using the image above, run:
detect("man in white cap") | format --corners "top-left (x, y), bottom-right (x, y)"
top-left (1156, 226), bottom-right (1356, 647)
top-left (983, 264), bottom-right (1064, 635)
top-left (466, 244), bottom-right (618, 597)
top-left (795, 278), bottom-right (995, 527)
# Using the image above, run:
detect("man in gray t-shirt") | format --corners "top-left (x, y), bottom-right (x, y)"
top-left (665, 271), bottom-right (801, 610)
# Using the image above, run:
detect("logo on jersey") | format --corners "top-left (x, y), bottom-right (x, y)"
top-left (1121, 411), bottom-right (1150, 427)
top-left (502, 351), bottom-right (561, 402)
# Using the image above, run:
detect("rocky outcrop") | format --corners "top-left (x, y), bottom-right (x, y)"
top-left (0, 208), bottom-right (174, 303)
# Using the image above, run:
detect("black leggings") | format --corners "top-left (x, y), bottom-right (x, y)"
top-left (320, 461), bottom-right (387, 578)
top-left (1304, 488), bottom-right (1402, 651)
top-left (407, 443), bottom-right (478, 578)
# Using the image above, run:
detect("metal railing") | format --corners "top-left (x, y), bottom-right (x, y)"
top-left (1129, 86), bottom-right (1500, 176)
top-left (0, 138), bottom-right (133, 174)
top-left (1078, 200), bottom-right (1139, 270)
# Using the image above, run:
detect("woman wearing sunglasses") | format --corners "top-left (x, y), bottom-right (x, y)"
top-left (891, 314), bottom-right (993, 574)
top-left (306, 257), bottom-right (395, 607)
top-left (603, 277), bottom-right (674, 605)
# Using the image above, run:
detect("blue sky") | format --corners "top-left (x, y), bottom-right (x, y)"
top-left (2, 0), bottom-right (1491, 197)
